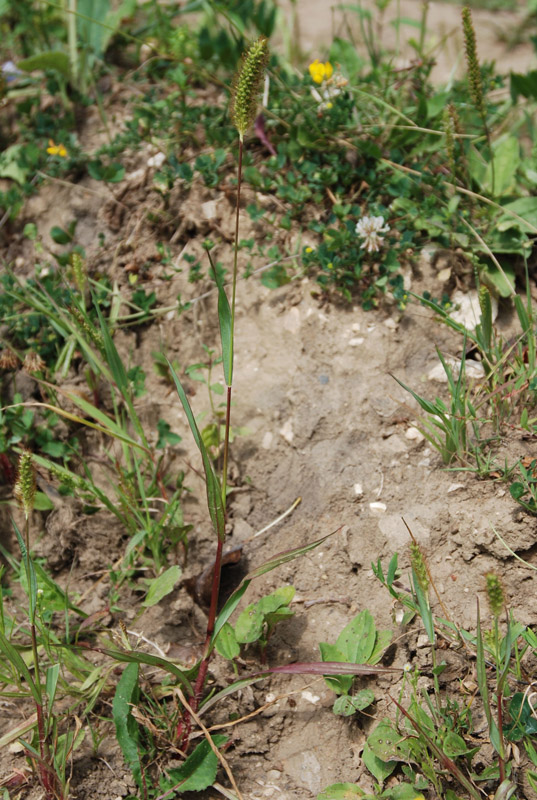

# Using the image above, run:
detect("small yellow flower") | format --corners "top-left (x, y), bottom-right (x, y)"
top-left (308, 59), bottom-right (333, 84)
top-left (305, 246), bottom-right (313, 253)
top-left (47, 139), bottom-right (67, 157)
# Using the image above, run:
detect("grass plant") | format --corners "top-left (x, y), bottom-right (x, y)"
top-left (2, 2), bottom-right (537, 797)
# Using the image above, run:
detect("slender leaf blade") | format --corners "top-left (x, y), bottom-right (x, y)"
top-left (167, 361), bottom-right (225, 541)
top-left (113, 662), bottom-right (143, 789)
top-left (208, 252), bottom-right (233, 386)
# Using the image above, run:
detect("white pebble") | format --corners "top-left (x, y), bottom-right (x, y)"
top-left (147, 151), bottom-right (166, 168)
top-left (262, 431), bottom-right (273, 449)
top-left (369, 501), bottom-right (387, 514)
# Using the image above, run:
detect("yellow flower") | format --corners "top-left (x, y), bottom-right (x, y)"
top-left (308, 59), bottom-right (333, 84)
top-left (305, 246), bottom-right (313, 253)
top-left (47, 139), bottom-right (67, 157)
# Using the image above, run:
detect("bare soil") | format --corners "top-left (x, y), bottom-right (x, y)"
top-left (1, 4), bottom-right (537, 799)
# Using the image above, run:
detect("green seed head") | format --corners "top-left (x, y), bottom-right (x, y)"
top-left (70, 252), bottom-right (86, 296)
top-left (462, 7), bottom-right (486, 120)
top-left (485, 572), bottom-right (505, 617)
top-left (230, 36), bottom-right (269, 140)
top-left (70, 307), bottom-right (104, 352)
top-left (442, 106), bottom-right (456, 178)
top-left (478, 284), bottom-right (491, 317)
top-left (410, 542), bottom-right (429, 593)
top-left (14, 450), bottom-right (36, 519)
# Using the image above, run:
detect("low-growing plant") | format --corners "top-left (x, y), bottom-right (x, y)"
top-left (216, 585), bottom-right (295, 663)
top-left (320, 609), bottom-right (391, 717)
top-left (320, 546), bottom-right (535, 800)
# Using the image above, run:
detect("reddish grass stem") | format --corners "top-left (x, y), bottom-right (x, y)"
top-left (184, 142), bottom-right (243, 723)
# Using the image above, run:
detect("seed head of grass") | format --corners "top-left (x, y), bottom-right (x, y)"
top-left (485, 572), bottom-right (505, 617)
top-left (14, 450), bottom-right (36, 519)
top-left (462, 7), bottom-right (486, 120)
top-left (410, 542), bottom-right (429, 593)
top-left (230, 36), bottom-right (270, 140)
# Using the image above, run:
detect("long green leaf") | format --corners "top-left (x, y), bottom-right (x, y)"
top-left (12, 519), bottom-right (37, 621)
top-left (208, 252), bottom-right (233, 387)
top-left (412, 567), bottom-right (435, 644)
top-left (45, 663), bottom-right (60, 716)
top-left (78, 644), bottom-right (195, 695)
top-left (21, 398), bottom-right (148, 452)
top-left (0, 631), bottom-right (40, 704)
top-left (93, 300), bottom-right (146, 444)
top-left (246, 530), bottom-right (336, 579)
top-left (159, 735), bottom-right (227, 794)
top-left (113, 662), bottom-right (143, 789)
top-left (167, 361), bottom-right (226, 542)
top-left (198, 676), bottom-right (264, 715)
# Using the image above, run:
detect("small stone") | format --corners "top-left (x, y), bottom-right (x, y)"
top-left (201, 200), bottom-right (217, 219)
top-left (428, 357), bottom-right (485, 382)
top-left (279, 419), bottom-right (293, 444)
top-left (405, 426), bottom-right (424, 442)
top-left (283, 307), bottom-right (300, 333)
top-left (354, 482), bottom-right (363, 496)
top-left (369, 501), bottom-right (387, 514)
top-left (262, 431), bottom-right (273, 449)
top-left (348, 337), bottom-right (364, 346)
top-left (384, 317), bottom-right (397, 329)
top-left (352, 322), bottom-right (361, 332)
top-left (318, 374), bottom-right (329, 384)
top-left (301, 690), bottom-right (320, 704)
top-left (147, 151), bottom-right (166, 168)
top-left (417, 634), bottom-right (430, 648)
top-left (447, 483), bottom-right (464, 493)
top-left (449, 288), bottom-right (499, 331)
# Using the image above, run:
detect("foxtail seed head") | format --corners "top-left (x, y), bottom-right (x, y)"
top-left (70, 307), bottom-right (104, 352)
top-left (478, 284), bottom-right (491, 317)
top-left (70, 252), bottom-right (86, 296)
top-left (485, 572), bottom-right (505, 617)
top-left (230, 36), bottom-right (269, 140)
top-left (14, 450), bottom-right (36, 519)
top-left (442, 106), bottom-right (456, 180)
top-left (410, 542), bottom-right (429, 593)
top-left (462, 7), bottom-right (486, 121)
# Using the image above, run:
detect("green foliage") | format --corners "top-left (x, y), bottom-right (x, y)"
top-left (113, 663), bottom-right (144, 791)
top-left (216, 585), bottom-right (295, 659)
top-left (141, 565), bottom-right (182, 608)
top-left (320, 609), bottom-right (391, 712)
top-left (159, 735), bottom-right (228, 793)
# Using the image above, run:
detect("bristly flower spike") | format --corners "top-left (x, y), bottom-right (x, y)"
top-left (230, 36), bottom-right (269, 141)
top-left (462, 7), bottom-right (486, 122)
top-left (410, 542), bottom-right (429, 593)
top-left (485, 572), bottom-right (505, 618)
top-left (14, 450), bottom-right (36, 520)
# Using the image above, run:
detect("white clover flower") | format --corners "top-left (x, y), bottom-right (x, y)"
top-left (310, 72), bottom-right (347, 112)
top-left (355, 215), bottom-right (390, 253)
